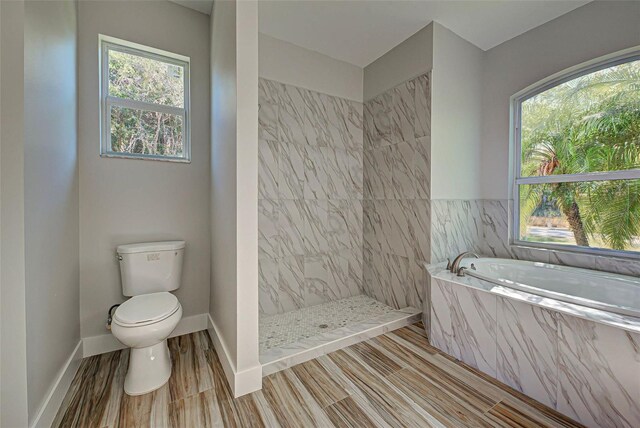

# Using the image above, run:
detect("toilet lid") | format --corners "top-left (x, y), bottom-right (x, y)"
top-left (113, 292), bottom-right (180, 327)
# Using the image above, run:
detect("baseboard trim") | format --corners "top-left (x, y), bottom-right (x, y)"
top-left (82, 313), bottom-right (209, 358)
top-left (206, 314), bottom-right (262, 398)
top-left (30, 340), bottom-right (82, 428)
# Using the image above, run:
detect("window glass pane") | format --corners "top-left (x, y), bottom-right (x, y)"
top-left (108, 49), bottom-right (184, 108)
top-left (519, 179), bottom-right (640, 252)
top-left (110, 106), bottom-right (184, 157)
top-left (520, 59), bottom-right (640, 177)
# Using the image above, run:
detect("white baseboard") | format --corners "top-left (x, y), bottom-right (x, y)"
top-left (30, 340), bottom-right (82, 428)
top-left (206, 314), bottom-right (262, 398)
top-left (82, 313), bottom-right (209, 357)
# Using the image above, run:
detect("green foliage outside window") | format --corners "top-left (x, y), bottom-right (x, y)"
top-left (519, 59), bottom-right (640, 251)
top-left (107, 49), bottom-right (185, 157)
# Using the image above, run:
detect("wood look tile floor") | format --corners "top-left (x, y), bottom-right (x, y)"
top-left (54, 324), bottom-right (584, 428)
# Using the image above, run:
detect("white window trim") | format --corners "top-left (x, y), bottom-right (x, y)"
top-left (99, 35), bottom-right (191, 163)
top-left (510, 46), bottom-right (640, 260)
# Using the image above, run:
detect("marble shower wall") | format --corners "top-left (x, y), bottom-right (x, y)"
top-left (258, 78), bottom-right (364, 316)
top-left (362, 73), bottom-right (431, 310)
top-left (431, 277), bottom-right (640, 428)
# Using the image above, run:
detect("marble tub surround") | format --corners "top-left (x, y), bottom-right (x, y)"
top-left (480, 199), bottom-right (640, 276)
top-left (428, 262), bottom-right (640, 334)
top-left (430, 199), bottom-right (484, 263)
top-left (430, 198), bottom-right (516, 263)
top-left (431, 197), bottom-right (640, 277)
top-left (362, 72), bottom-right (431, 311)
top-left (429, 270), bottom-right (640, 428)
top-left (258, 78), bottom-right (364, 316)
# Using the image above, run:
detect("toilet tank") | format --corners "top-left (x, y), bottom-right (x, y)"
top-left (116, 241), bottom-right (185, 296)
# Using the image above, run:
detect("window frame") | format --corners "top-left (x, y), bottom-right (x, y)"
top-left (99, 35), bottom-right (191, 163)
top-left (511, 47), bottom-right (640, 259)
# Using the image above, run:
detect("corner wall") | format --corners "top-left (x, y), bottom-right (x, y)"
top-left (24, 1), bottom-right (80, 425)
top-left (481, 0), bottom-right (640, 200)
top-left (364, 24), bottom-right (433, 101)
top-left (0, 1), bottom-right (29, 425)
top-left (77, 0), bottom-right (211, 344)
top-left (257, 34), bottom-right (367, 318)
top-left (257, 77), bottom-right (364, 317)
top-left (428, 23), bottom-right (485, 269)
top-left (362, 23), bottom-right (432, 311)
top-left (210, 0), bottom-right (261, 397)
top-left (474, 1), bottom-right (640, 275)
top-left (259, 33), bottom-right (363, 102)
top-left (429, 3), bottom-right (640, 270)
top-left (362, 73), bottom-right (431, 310)
top-left (1, 1), bottom-right (82, 426)
top-left (430, 22), bottom-right (483, 201)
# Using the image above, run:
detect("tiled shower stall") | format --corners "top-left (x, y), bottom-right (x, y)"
top-left (257, 73), bottom-right (431, 368)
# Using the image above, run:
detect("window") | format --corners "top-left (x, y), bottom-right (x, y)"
top-left (513, 51), bottom-right (640, 257)
top-left (100, 35), bottom-right (190, 162)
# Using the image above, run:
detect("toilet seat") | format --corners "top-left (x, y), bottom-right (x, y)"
top-left (113, 292), bottom-right (180, 327)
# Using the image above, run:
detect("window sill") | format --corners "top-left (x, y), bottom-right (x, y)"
top-left (100, 152), bottom-right (191, 164)
top-left (510, 240), bottom-right (640, 262)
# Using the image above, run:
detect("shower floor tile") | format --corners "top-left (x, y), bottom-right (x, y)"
top-left (259, 295), bottom-right (421, 376)
top-left (259, 295), bottom-right (395, 352)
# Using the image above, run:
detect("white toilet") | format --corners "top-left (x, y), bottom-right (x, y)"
top-left (111, 241), bottom-right (185, 395)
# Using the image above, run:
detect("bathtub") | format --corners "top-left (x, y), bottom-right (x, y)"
top-left (457, 257), bottom-right (640, 318)
top-left (427, 257), bottom-right (640, 428)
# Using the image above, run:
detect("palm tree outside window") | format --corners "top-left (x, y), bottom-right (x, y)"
top-left (513, 50), bottom-right (640, 256)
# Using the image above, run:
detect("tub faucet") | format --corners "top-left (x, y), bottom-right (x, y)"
top-left (449, 251), bottom-right (479, 273)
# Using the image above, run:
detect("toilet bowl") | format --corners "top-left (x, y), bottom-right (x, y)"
top-left (111, 291), bottom-right (183, 395)
top-left (111, 240), bottom-right (186, 396)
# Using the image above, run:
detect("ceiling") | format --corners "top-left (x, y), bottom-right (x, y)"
top-left (170, 0), bottom-right (213, 15)
top-left (174, 0), bottom-right (590, 68)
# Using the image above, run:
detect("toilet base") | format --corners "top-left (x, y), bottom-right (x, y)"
top-left (124, 340), bottom-right (172, 396)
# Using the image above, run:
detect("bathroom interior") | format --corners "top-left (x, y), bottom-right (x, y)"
top-left (1, 0), bottom-right (639, 427)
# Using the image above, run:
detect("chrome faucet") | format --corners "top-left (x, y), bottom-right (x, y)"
top-left (449, 251), bottom-right (479, 275)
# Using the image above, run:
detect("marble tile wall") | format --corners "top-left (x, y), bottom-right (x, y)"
top-left (431, 277), bottom-right (640, 428)
top-left (482, 199), bottom-right (640, 274)
top-left (431, 197), bottom-right (640, 276)
top-left (362, 73), bottom-right (431, 310)
top-left (430, 199), bottom-right (484, 264)
top-left (258, 78), bottom-right (364, 316)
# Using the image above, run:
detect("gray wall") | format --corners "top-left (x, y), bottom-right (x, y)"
top-left (428, 23), bottom-right (485, 265)
top-left (431, 22), bottom-right (484, 200)
top-left (210, 0), bottom-right (260, 394)
top-left (364, 23), bottom-right (433, 101)
top-left (257, 77), bottom-right (364, 316)
top-left (430, 0), bottom-right (640, 272)
top-left (77, 1), bottom-right (211, 339)
top-left (210, 0), bottom-right (239, 364)
top-left (481, 0), bottom-right (640, 199)
top-left (259, 34), bottom-right (364, 102)
top-left (24, 1), bottom-right (79, 423)
top-left (478, 1), bottom-right (640, 274)
top-left (0, 1), bottom-right (29, 425)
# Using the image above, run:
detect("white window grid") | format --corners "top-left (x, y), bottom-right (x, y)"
top-left (511, 48), bottom-right (640, 259)
top-left (99, 35), bottom-right (191, 162)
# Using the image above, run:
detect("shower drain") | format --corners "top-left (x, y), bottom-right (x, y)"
top-left (318, 324), bottom-right (329, 329)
